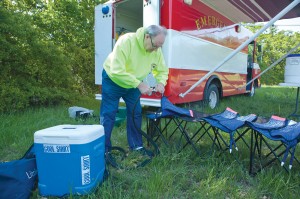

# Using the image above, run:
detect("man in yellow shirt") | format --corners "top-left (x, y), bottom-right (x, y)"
top-left (100, 25), bottom-right (169, 154)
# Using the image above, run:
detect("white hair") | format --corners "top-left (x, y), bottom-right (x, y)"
top-left (145, 25), bottom-right (167, 37)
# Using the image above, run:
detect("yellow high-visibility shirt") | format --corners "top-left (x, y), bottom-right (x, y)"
top-left (103, 27), bottom-right (169, 88)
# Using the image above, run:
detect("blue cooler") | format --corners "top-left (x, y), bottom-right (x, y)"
top-left (34, 125), bottom-right (105, 197)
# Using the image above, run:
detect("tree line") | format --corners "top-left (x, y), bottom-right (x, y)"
top-left (0, 0), bottom-right (105, 112)
top-left (248, 25), bottom-right (300, 85)
top-left (1, 0), bottom-right (299, 112)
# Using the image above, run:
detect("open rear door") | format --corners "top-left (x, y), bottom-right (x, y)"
top-left (95, 3), bottom-right (114, 85)
top-left (143, 0), bottom-right (160, 27)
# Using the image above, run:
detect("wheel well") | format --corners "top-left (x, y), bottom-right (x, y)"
top-left (205, 76), bottom-right (222, 98)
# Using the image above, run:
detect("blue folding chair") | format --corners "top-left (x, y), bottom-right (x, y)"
top-left (146, 96), bottom-right (210, 155)
top-left (202, 107), bottom-right (257, 154)
top-left (246, 116), bottom-right (300, 175)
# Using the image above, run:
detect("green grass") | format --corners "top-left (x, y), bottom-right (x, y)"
top-left (1, 86), bottom-right (300, 199)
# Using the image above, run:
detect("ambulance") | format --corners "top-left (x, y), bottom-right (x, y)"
top-left (95, 0), bottom-right (261, 108)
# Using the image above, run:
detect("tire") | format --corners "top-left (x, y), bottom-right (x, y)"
top-left (205, 84), bottom-right (219, 109)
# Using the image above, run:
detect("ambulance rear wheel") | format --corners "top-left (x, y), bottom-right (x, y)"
top-left (205, 84), bottom-right (219, 109)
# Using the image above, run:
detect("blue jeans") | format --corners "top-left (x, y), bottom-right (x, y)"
top-left (100, 70), bottom-right (143, 151)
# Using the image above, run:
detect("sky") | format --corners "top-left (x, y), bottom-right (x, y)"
top-left (273, 17), bottom-right (300, 32)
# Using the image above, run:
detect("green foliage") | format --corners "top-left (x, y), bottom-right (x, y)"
top-left (258, 30), bottom-right (300, 85)
top-left (0, 6), bottom-right (75, 112)
top-left (33, 0), bottom-right (97, 94)
top-left (0, 0), bottom-right (100, 112)
top-left (245, 24), bottom-right (300, 85)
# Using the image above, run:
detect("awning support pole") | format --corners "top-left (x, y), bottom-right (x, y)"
top-left (179, 0), bottom-right (300, 98)
top-left (240, 43), bottom-right (300, 89)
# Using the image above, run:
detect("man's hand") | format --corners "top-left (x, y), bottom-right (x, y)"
top-left (155, 83), bottom-right (165, 94)
top-left (137, 82), bottom-right (152, 95)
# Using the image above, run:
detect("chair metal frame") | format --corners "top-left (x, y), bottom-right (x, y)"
top-left (247, 118), bottom-right (300, 175)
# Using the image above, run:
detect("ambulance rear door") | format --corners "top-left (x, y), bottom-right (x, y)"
top-left (95, 2), bottom-right (114, 85)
